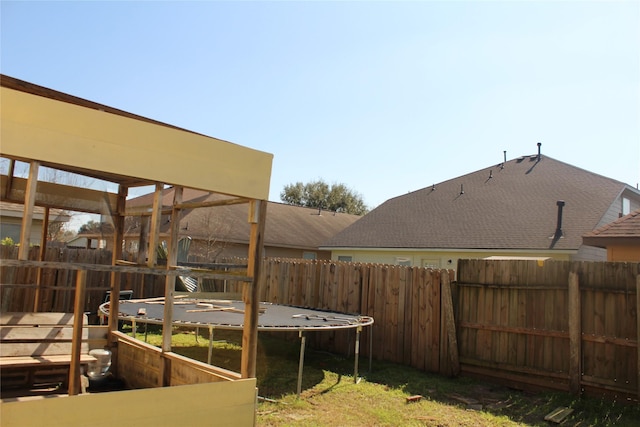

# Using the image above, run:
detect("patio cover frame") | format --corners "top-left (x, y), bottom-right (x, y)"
top-left (0, 74), bottom-right (273, 383)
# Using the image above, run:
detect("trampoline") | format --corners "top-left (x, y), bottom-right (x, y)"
top-left (99, 296), bottom-right (374, 395)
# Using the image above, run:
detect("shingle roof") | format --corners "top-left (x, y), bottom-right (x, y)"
top-left (582, 209), bottom-right (640, 248)
top-left (126, 188), bottom-right (360, 250)
top-left (322, 155), bottom-right (631, 251)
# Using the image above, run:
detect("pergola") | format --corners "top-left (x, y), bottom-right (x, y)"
top-left (0, 74), bottom-right (273, 425)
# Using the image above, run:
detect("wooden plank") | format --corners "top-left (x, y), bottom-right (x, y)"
top-left (69, 269), bottom-right (87, 395)
top-left (568, 270), bottom-right (581, 395)
top-left (0, 342), bottom-right (89, 358)
top-left (400, 267), bottom-right (411, 366)
top-left (1, 312), bottom-right (76, 325)
top-left (430, 269), bottom-right (442, 373)
top-left (382, 266), bottom-right (394, 361)
top-left (373, 265), bottom-right (385, 361)
top-left (544, 407), bottom-right (574, 424)
top-left (0, 353), bottom-right (96, 368)
top-left (441, 270), bottom-right (459, 376)
top-left (410, 267), bottom-right (422, 369)
top-left (0, 325), bottom-right (85, 341)
top-left (475, 281), bottom-right (489, 360)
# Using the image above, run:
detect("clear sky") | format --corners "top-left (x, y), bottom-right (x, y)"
top-left (2, 0), bottom-right (639, 212)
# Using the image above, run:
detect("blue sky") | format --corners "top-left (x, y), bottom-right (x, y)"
top-left (2, 0), bottom-right (639, 213)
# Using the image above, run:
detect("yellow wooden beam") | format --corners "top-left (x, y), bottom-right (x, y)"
top-left (1, 87), bottom-right (272, 200)
top-left (1, 175), bottom-right (119, 215)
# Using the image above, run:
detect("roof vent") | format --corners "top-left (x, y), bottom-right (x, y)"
top-left (460, 184), bottom-right (464, 195)
top-left (537, 142), bottom-right (542, 161)
top-left (554, 200), bottom-right (565, 239)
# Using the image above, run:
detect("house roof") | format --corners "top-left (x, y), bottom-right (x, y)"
top-left (322, 154), bottom-right (636, 251)
top-left (582, 209), bottom-right (640, 248)
top-left (126, 188), bottom-right (361, 250)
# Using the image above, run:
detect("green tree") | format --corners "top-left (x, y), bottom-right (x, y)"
top-left (280, 179), bottom-right (368, 215)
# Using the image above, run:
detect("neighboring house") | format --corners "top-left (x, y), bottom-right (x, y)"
top-left (582, 209), bottom-right (640, 262)
top-left (322, 151), bottom-right (640, 267)
top-left (0, 201), bottom-right (70, 245)
top-left (84, 187), bottom-right (361, 261)
top-left (65, 235), bottom-right (104, 249)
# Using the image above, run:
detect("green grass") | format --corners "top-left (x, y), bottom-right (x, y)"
top-left (131, 327), bottom-right (640, 426)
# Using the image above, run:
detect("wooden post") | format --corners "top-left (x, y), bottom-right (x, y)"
top-left (160, 187), bottom-right (182, 386)
top-left (241, 199), bottom-right (267, 379)
top-left (568, 270), bottom-right (582, 395)
top-left (69, 269), bottom-right (87, 396)
top-left (33, 207), bottom-right (50, 312)
top-left (147, 183), bottom-right (164, 268)
top-left (137, 215), bottom-right (150, 298)
top-left (108, 185), bottom-right (128, 341)
top-left (18, 161), bottom-right (39, 261)
top-left (441, 270), bottom-right (460, 376)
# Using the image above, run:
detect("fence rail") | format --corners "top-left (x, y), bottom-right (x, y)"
top-left (1, 247), bottom-right (638, 400)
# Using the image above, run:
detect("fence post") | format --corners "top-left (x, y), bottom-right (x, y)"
top-left (568, 270), bottom-right (581, 395)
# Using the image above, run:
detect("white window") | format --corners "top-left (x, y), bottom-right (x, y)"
top-left (622, 197), bottom-right (630, 215)
top-left (338, 255), bottom-right (352, 262)
top-left (396, 257), bottom-right (411, 266)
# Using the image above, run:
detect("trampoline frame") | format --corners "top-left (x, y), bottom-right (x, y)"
top-left (100, 297), bottom-right (374, 396)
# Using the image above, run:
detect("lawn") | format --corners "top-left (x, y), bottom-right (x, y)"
top-left (132, 326), bottom-right (639, 426)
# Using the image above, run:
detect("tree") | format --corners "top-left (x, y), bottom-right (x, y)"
top-left (280, 179), bottom-right (369, 215)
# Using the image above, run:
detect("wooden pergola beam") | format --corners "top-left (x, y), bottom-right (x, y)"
top-left (147, 183), bottom-right (164, 268)
top-left (108, 185), bottom-right (127, 348)
top-left (161, 186), bottom-right (183, 386)
top-left (1, 175), bottom-right (119, 215)
top-left (241, 199), bottom-right (267, 379)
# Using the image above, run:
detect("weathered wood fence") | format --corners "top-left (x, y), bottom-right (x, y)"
top-left (0, 246), bottom-right (166, 317)
top-left (457, 259), bottom-right (639, 400)
top-left (1, 247), bottom-right (638, 400)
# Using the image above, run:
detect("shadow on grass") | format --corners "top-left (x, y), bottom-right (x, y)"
top-left (143, 329), bottom-right (640, 426)
top-left (312, 351), bottom-right (640, 427)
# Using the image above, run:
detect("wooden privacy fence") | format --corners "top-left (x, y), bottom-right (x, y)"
top-left (456, 259), bottom-right (639, 400)
top-left (2, 248), bottom-right (638, 399)
top-left (0, 246), bottom-right (166, 317)
top-left (251, 258), bottom-right (458, 376)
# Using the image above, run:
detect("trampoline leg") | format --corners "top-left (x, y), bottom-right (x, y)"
top-left (207, 326), bottom-right (214, 365)
top-left (297, 331), bottom-right (306, 397)
top-left (131, 318), bottom-right (136, 338)
top-left (369, 324), bottom-right (373, 372)
top-left (354, 326), bottom-right (361, 383)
